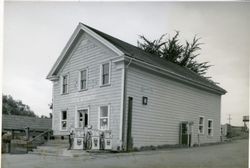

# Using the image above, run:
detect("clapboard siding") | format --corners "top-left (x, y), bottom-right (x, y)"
top-left (52, 32), bottom-right (123, 149)
top-left (126, 64), bottom-right (221, 148)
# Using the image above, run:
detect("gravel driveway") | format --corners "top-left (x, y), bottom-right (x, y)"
top-left (1, 139), bottom-right (248, 168)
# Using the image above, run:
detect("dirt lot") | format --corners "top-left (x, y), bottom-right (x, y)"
top-left (1, 139), bottom-right (248, 168)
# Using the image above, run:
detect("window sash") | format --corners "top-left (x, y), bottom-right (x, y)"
top-left (61, 111), bottom-right (67, 130)
top-left (101, 63), bottom-right (110, 85)
top-left (208, 120), bottom-right (213, 136)
top-left (80, 70), bottom-right (87, 90)
top-left (102, 74), bottom-right (109, 85)
top-left (99, 105), bottom-right (110, 130)
top-left (62, 111), bottom-right (67, 120)
top-left (198, 117), bottom-right (204, 134)
top-left (62, 75), bottom-right (68, 94)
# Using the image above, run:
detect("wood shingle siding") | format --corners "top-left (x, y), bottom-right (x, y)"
top-left (126, 65), bottom-right (221, 147)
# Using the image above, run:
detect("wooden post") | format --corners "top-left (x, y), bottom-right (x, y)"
top-left (127, 97), bottom-right (133, 151)
top-left (25, 127), bottom-right (30, 141)
top-left (11, 129), bottom-right (14, 139)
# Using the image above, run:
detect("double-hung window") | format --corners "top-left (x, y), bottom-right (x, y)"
top-left (198, 116), bottom-right (204, 134)
top-left (79, 69), bottom-right (87, 90)
top-left (208, 119), bottom-right (213, 136)
top-left (62, 75), bottom-right (68, 94)
top-left (99, 105), bottom-right (110, 130)
top-left (61, 111), bottom-right (67, 130)
top-left (101, 62), bottom-right (110, 86)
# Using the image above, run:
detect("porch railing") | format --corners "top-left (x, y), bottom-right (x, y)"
top-left (27, 129), bottom-right (53, 150)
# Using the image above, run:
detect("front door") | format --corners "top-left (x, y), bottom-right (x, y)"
top-left (180, 122), bottom-right (192, 146)
top-left (78, 109), bottom-right (88, 128)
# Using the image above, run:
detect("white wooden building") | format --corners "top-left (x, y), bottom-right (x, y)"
top-left (47, 23), bottom-right (226, 151)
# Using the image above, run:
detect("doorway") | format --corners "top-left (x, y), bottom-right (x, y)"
top-left (180, 122), bottom-right (192, 147)
top-left (77, 109), bottom-right (89, 128)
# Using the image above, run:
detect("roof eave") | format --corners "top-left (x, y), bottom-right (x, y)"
top-left (124, 56), bottom-right (227, 95)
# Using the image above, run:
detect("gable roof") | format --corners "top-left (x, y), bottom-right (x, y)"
top-left (47, 22), bottom-right (226, 95)
top-left (2, 115), bottom-right (52, 131)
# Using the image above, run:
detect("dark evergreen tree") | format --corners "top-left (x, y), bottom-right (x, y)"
top-left (2, 94), bottom-right (37, 117)
top-left (137, 32), bottom-right (213, 79)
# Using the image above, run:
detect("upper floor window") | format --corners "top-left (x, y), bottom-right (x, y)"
top-left (61, 75), bottom-right (68, 94)
top-left (99, 105), bottom-right (110, 130)
top-left (208, 119), bottom-right (213, 136)
top-left (79, 69), bottom-right (88, 90)
top-left (198, 116), bottom-right (204, 134)
top-left (100, 62), bottom-right (111, 86)
top-left (61, 111), bottom-right (67, 130)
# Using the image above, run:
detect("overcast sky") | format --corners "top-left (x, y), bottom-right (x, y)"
top-left (3, 2), bottom-right (249, 126)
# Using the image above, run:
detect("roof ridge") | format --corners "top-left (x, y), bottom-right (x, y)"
top-left (79, 23), bottom-right (226, 94)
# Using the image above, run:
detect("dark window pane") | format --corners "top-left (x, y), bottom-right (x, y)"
top-left (81, 80), bottom-right (86, 89)
top-left (199, 117), bottom-right (203, 124)
top-left (62, 111), bottom-right (67, 120)
top-left (208, 120), bottom-right (212, 127)
top-left (102, 74), bottom-right (109, 85)
top-left (84, 113), bottom-right (88, 127)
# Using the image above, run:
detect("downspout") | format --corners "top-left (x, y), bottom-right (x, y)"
top-left (120, 57), bottom-right (133, 151)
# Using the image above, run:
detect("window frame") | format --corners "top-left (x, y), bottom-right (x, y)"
top-left (78, 68), bottom-right (88, 91)
top-left (60, 110), bottom-right (67, 131)
top-left (207, 119), bottom-right (213, 136)
top-left (198, 116), bottom-right (205, 134)
top-left (61, 74), bottom-right (69, 94)
top-left (100, 62), bottom-right (111, 86)
top-left (76, 108), bottom-right (89, 128)
top-left (98, 105), bottom-right (110, 130)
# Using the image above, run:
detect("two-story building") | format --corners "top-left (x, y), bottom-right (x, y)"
top-left (47, 23), bottom-right (226, 151)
